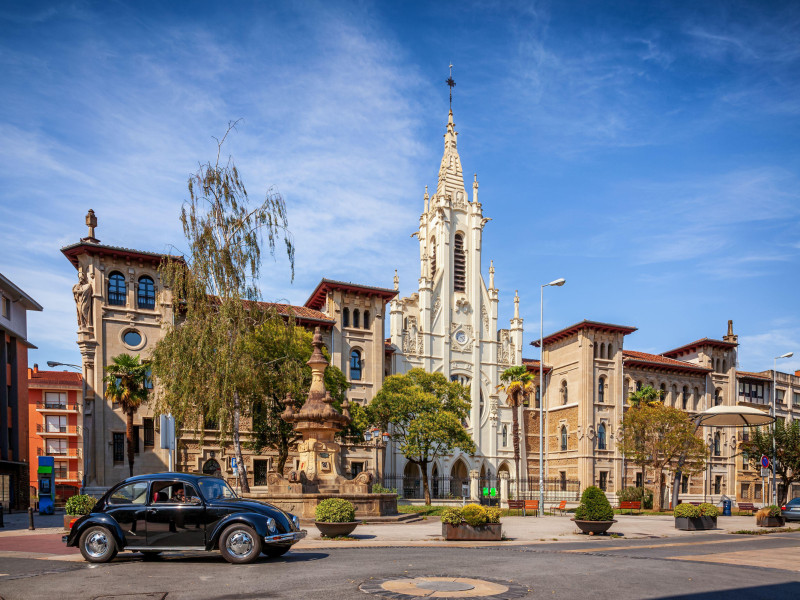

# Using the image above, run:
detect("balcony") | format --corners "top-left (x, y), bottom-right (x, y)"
top-left (35, 401), bottom-right (79, 413)
top-left (37, 446), bottom-right (81, 459)
top-left (36, 424), bottom-right (80, 437)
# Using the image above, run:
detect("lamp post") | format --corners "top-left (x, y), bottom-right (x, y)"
top-left (46, 361), bottom-right (81, 370)
top-left (772, 351), bottom-right (793, 505)
top-left (538, 278), bottom-right (565, 516)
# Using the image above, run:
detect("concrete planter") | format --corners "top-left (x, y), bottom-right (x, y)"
top-left (756, 516), bottom-right (785, 528)
top-left (314, 521), bottom-right (359, 537)
top-left (442, 522), bottom-right (502, 541)
top-left (674, 516), bottom-right (717, 531)
top-left (572, 519), bottom-right (616, 535)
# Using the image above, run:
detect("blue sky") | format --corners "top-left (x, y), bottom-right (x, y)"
top-left (1, 0), bottom-right (799, 374)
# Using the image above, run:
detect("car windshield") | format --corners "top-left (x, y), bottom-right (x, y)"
top-left (198, 478), bottom-right (238, 501)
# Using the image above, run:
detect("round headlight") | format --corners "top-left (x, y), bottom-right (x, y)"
top-left (291, 515), bottom-right (300, 530)
top-left (265, 517), bottom-right (276, 532)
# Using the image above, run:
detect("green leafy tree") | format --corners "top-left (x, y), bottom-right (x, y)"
top-left (497, 366), bottom-right (536, 483)
top-left (151, 122), bottom-right (294, 493)
top-left (369, 369), bottom-right (476, 505)
top-left (627, 385), bottom-right (665, 408)
top-left (618, 403), bottom-right (706, 511)
top-left (741, 420), bottom-right (800, 506)
top-left (104, 354), bottom-right (150, 477)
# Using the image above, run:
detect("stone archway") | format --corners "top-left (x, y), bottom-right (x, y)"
top-left (202, 458), bottom-right (221, 478)
top-left (403, 462), bottom-right (421, 499)
top-left (450, 459), bottom-right (469, 498)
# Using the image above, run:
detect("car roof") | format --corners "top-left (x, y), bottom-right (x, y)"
top-left (119, 473), bottom-right (218, 485)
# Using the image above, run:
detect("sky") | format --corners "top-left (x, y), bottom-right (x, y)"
top-left (1, 0), bottom-right (799, 374)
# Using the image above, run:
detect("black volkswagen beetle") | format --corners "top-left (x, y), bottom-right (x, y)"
top-left (64, 473), bottom-right (306, 564)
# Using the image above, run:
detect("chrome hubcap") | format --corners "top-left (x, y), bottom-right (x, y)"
top-left (227, 531), bottom-right (254, 557)
top-left (86, 531), bottom-right (108, 558)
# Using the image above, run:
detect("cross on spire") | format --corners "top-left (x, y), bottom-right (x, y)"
top-left (446, 63), bottom-right (456, 110)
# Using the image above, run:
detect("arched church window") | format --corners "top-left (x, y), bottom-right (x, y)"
top-left (560, 425), bottom-right (568, 451)
top-left (363, 310), bottom-right (370, 329)
top-left (353, 309), bottom-right (360, 329)
top-left (350, 350), bottom-right (362, 381)
top-left (108, 272), bottom-right (126, 306)
top-left (502, 424), bottom-right (508, 447)
top-left (453, 233), bottom-right (466, 292)
top-left (714, 432), bottom-right (721, 456)
top-left (343, 308), bottom-right (350, 328)
top-left (137, 276), bottom-right (155, 309)
top-left (597, 424), bottom-right (607, 450)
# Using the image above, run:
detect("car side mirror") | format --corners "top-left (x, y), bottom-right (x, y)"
top-left (189, 497), bottom-right (202, 505)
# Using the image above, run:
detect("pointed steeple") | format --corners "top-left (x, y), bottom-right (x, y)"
top-left (436, 109), bottom-right (467, 199)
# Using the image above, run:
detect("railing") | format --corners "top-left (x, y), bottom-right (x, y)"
top-left (36, 401), bottom-right (78, 411)
top-left (380, 476), bottom-right (469, 499)
top-left (36, 424), bottom-right (79, 434)
top-left (510, 478), bottom-right (582, 502)
top-left (379, 475), bottom-right (581, 501)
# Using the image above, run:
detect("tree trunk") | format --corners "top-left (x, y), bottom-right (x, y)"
top-left (233, 391), bottom-right (250, 493)
top-left (654, 467), bottom-right (664, 511)
top-left (672, 468), bottom-right (682, 510)
top-left (421, 461), bottom-right (431, 505)
top-left (126, 409), bottom-right (135, 477)
top-left (277, 443), bottom-right (289, 477)
top-left (511, 401), bottom-right (520, 488)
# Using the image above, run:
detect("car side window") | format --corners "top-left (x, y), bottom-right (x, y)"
top-left (151, 481), bottom-right (200, 504)
top-left (108, 482), bottom-right (148, 505)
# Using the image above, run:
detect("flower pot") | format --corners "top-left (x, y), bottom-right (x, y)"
top-left (314, 521), bottom-right (359, 538)
top-left (64, 514), bottom-right (81, 531)
top-left (442, 522), bottom-right (502, 541)
top-left (756, 516), bottom-right (785, 528)
top-left (571, 519), bottom-right (616, 535)
top-left (674, 516), bottom-right (717, 531)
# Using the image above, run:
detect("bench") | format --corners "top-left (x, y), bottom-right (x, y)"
top-left (507, 500), bottom-right (525, 516)
top-left (738, 502), bottom-right (757, 515)
top-left (524, 500), bottom-right (540, 517)
top-left (549, 500), bottom-right (567, 516)
top-left (619, 501), bottom-right (641, 514)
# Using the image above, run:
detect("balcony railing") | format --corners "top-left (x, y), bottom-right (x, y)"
top-left (36, 400), bottom-right (79, 411)
top-left (37, 447), bottom-right (81, 458)
top-left (36, 424), bottom-right (80, 435)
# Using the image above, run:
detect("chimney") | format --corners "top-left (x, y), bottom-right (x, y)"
top-left (723, 319), bottom-right (738, 344)
top-left (33, 363), bottom-right (39, 374)
top-left (795, 370), bottom-right (800, 377)
top-left (27, 367), bottom-right (32, 379)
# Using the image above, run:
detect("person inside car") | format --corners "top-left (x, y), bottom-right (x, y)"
top-left (172, 485), bottom-right (187, 503)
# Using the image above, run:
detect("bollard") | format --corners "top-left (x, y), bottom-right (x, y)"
top-left (28, 506), bottom-right (35, 530)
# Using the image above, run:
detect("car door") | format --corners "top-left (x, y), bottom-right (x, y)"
top-left (104, 481), bottom-right (149, 547)
top-left (146, 481), bottom-right (206, 549)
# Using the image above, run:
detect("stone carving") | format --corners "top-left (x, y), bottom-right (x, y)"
top-left (453, 191), bottom-right (468, 210)
top-left (489, 398), bottom-right (498, 422)
top-left (450, 323), bottom-right (474, 351)
top-left (499, 330), bottom-right (515, 365)
top-left (403, 316), bottom-right (419, 355)
top-left (481, 305), bottom-right (489, 336)
top-left (433, 297), bottom-right (441, 314)
top-left (455, 298), bottom-right (471, 314)
top-left (72, 271), bottom-right (93, 330)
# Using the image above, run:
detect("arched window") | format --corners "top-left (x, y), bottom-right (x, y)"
top-left (430, 237), bottom-right (437, 277)
top-left (453, 233), bottom-right (466, 292)
top-left (694, 387), bottom-right (700, 411)
top-left (636, 380), bottom-right (642, 391)
top-left (363, 310), bottom-right (370, 329)
top-left (350, 350), bottom-right (362, 381)
top-left (714, 432), bottom-right (721, 456)
top-left (607, 343), bottom-right (613, 359)
top-left (502, 424), bottom-right (508, 447)
top-left (714, 388), bottom-right (723, 406)
top-left (682, 386), bottom-right (689, 410)
top-left (660, 383), bottom-right (667, 402)
top-left (593, 344), bottom-right (598, 359)
top-left (561, 380), bottom-right (568, 405)
top-left (597, 424), bottom-right (606, 450)
top-left (598, 377), bottom-right (605, 403)
top-left (722, 359), bottom-right (727, 372)
top-left (560, 425), bottom-right (568, 451)
top-left (599, 343), bottom-right (605, 359)
top-left (343, 308), bottom-right (350, 328)
top-left (353, 309), bottom-right (360, 329)
top-left (137, 276), bottom-right (155, 309)
top-left (108, 272), bottom-right (126, 306)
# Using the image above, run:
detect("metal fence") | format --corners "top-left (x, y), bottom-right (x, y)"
top-left (510, 478), bottom-right (581, 502)
top-left (380, 476), bottom-right (469, 500)
top-left (380, 475), bottom-right (581, 502)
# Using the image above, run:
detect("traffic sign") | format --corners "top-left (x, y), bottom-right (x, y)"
top-left (761, 468), bottom-right (770, 478)
top-left (231, 457), bottom-right (237, 471)
top-left (761, 455), bottom-right (770, 468)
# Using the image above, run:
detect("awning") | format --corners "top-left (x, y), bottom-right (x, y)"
top-left (696, 405), bottom-right (775, 427)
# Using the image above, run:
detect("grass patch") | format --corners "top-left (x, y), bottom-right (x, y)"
top-left (397, 505), bottom-right (448, 516)
top-left (731, 526), bottom-right (800, 536)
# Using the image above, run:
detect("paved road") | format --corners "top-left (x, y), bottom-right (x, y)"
top-left (1, 533), bottom-right (799, 600)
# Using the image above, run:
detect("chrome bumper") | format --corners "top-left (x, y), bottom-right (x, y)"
top-left (264, 530), bottom-right (307, 544)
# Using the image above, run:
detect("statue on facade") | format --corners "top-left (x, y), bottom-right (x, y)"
top-left (73, 271), bottom-right (93, 330)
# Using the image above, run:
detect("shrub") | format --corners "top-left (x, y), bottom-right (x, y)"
top-left (698, 503), bottom-right (719, 517)
top-left (485, 507), bottom-right (502, 524)
top-left (65, 494), bottom-right (96, 516)
top-left (617, 486), bottom-right (654, 509)
top-left (315, 498), bottom-right (356, 523)
top-left (440, 507), bottom-right (463, 526)
top-left (756, 505), bottom-right (781, 519)
top-left (674, 503), bottom-right (700, 518)
top-left (574, 486), bottom-right (614, 521)
top-left (371, 483), bottom-right (397, 495)
top-left (462, 504), bottom-right (488, 527)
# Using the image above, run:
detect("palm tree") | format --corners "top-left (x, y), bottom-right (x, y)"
top-left (104, 354), bottom-right (150, 477)
top-left (498, 366), bottom-right (537, 487)
top-left (627, 385), bottom-right (664, 408)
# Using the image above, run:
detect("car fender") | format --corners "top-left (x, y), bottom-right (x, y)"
top-left (67, 514), bottom-right (126, 549)
top-left (207, 513), bottom-right (271, 550)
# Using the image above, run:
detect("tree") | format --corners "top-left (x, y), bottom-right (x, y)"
top-left (741, 420), bottom-right (800, 506)
top-left (618, 403), bottom-right (706, 511)
top-left (152, 122), bottom-right (294, 493)
top-left (104, 354), bottom-right (150, 477)
top-left (625, 385), bottom-right (665, 490)
top-left (497, 366), bottom-right (536, 484)
top-left (369, 369), bottom-right (476, 504)
top-left (248, 317), bottom-right (352, 474)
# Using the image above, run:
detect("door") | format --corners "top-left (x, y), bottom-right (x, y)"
top-left (105, 481), bottom-right (149, 547)
top-left (146, 481), bottom-right (205, 548)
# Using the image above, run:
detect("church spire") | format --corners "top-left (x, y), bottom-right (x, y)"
top-left (437, 66), bottom-right (466, 199)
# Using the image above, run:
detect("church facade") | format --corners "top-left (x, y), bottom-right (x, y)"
top-left (388, 109), bottom-right (524, 484)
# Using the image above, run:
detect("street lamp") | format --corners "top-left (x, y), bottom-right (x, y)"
top-left (772, 351), bottom-right (793, 505)
top-left (46, 361), bottom-right (81, 370)
top-left (537, 277), bottom-right (565, 516)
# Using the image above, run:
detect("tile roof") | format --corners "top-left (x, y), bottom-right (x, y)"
top-left (531, 320), bottom-right (637, 347)
top-left (28, 370), bottom-right (83, 387)
top-left (623, 350), bottom-right (711, 373)
top-left (662, 337), bottom-right (737, 357)
top-left (61, 241), bottom-right (184, 269)
top-left (256, 302), bottom-right (334, 325)
top-left (737, 370), bottom-right (772, 381)
top-left (305, 278), bottom-right (397, 310)
top-left (522, 358), bottom-right (552, 373)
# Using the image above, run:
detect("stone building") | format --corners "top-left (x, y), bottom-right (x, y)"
top-left (388, 109), bottom-right (523, 485)
top-left (61, 213), bottom-right (395, 495)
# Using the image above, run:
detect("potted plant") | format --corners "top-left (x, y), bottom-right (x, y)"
top-left (64, 494), bottom-right (96, 530)
top-left (314, 498), bottom-right (359, 538)
top-left (755, 505), bottom-right (785, 528)
top-left (441, 504), bottom-right (502, 541)
top-left (572, 486), bottom-right (616, 535)
top-left (674, 502), bottom-right (718, 530)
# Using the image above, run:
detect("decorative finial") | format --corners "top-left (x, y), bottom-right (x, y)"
top-left (82, 209), bottom-right (100, 244)
top-left (446, 63), bottom-right (456, 111)
top-left (489, 260), bottom-right (495, 289)
top-left (514, 290), bottom-right (520, 319)
top-left (393, 269), bottom-right (399, 291)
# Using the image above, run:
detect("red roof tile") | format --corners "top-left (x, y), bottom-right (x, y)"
top-left (28, 370), bottom-right (82, 387)
top-left (623, 350), bottom-right (711, 374)
top-left (531, 320), bottom-right (637, 347)
top-left (522, 358), bottom-right (552, 373)
top-left (662, 338), bottom-right (737, 357)
top-left (256, 302), bottom-right (334, 325)
top-left (305, 279), bottom-right (397, 310)
top-left (737, 370), bottom-right (772, 381)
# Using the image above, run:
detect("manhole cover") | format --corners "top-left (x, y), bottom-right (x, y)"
top-left (360, 576), bottom-right (529, 599)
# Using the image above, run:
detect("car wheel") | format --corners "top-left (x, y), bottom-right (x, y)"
top-left (220, 524), bottom-right (262, 564)
top-left (263, 544), bottom-right (291, 558)
top-left (79, 526), bottom-right (118, 563)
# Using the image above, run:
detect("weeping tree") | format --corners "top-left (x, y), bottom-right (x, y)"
top-left (151, 121), bottom-right (294, 493)
top-left (497, 366), bottom-right (536, 485)
top-left (104, 354), bottom-right (150, 477)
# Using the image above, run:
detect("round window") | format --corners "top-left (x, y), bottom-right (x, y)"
top-left (123, 330), bottom-right (142, 347)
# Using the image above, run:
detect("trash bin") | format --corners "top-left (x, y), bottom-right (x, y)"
top-left (722, 499), bottom-right (732, 516)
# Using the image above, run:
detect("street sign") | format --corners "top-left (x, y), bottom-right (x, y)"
top-left (761, 468), bottom-right (770, 478)
top-left (761, 455), bottom-right (770, 468)
top-left (231, 457), bottom-right (237, 471)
